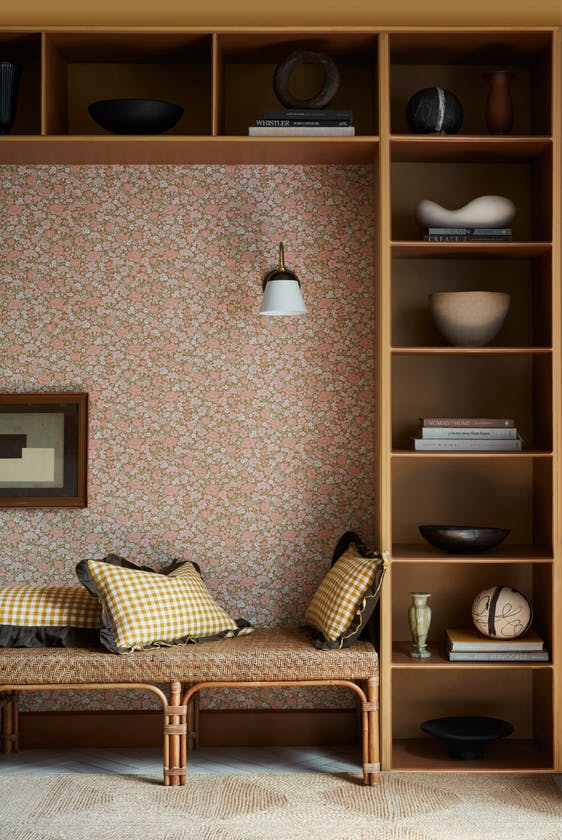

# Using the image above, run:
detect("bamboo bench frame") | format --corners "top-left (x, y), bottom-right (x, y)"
top-left (0, 626), bottom-right (380, 786)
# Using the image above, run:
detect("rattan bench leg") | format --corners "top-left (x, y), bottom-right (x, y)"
top-left (1, 682), bottom-right (178, 785)
top-left (163, 681), bottom-right (187, 787)
top-left (364, 677), bottom-right (381, 786)
top-left (192, 691), bottom-right (200, 749)
top-left (183, 683), bottom-right (200, 750)
top-left (181, 679), bottom-right (378, 787)
top-left (1, 691), bottom-right (18, 753)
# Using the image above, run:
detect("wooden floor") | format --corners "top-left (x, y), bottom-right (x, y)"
top-left (0, 745), bottom-right (361, 777)
top-left (1, 746), bottom-right (560, 788)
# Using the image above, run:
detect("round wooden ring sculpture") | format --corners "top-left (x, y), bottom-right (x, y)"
top-left (273, 50), bottom-right (340, 109)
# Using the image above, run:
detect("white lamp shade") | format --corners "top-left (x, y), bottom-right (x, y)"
top-left (259, 278), bottom-right (307, 316)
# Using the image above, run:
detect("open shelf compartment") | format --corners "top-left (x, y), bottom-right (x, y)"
top-left (391, 667), bottom-right (554, 771)
top-left (391, 353), bottom-right (553, 450)
top-left (389, 30), bottom-right (552, 136)
top-left (391, 149), bottom-right (552, 243)
top-left (391, 457), bottom-right (553, 556)
top-left (0, 32), bottom-right (41, 135)
top-left (42, 32), bottom-right (213, 136)
top-left (391, 253), bottom-right (552, 349)
top-left (215, 32), bottom-right (378, 137)
top-left (391, 561), bottom-right (554, 653)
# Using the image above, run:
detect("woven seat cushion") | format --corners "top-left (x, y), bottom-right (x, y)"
top-left (305, 533), bottom-right (386, 650)
top-left (0, 583), bottom-right (102, 648)
top-left (0, 625), bottom-right (378, 685)
top-left (76, 558), bottom-right (253, 654)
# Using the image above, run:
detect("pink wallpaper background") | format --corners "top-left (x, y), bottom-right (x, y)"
top-left (0, 164), bottom-right (375, 710)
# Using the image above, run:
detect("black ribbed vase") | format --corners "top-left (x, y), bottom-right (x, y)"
top-left (0, 62), bottom-right (22, 135)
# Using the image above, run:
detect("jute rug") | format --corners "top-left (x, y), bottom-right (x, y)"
top-left (0, 772), bottom-right (559, 840)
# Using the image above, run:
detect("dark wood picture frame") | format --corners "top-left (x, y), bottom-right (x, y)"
top-left (0, 393), bottom-right (87, 508)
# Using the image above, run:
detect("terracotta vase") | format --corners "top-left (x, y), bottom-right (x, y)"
top-left (484, 70), bottom-right (515, 135)
top-left (408, 592), bottom-right (432, 659)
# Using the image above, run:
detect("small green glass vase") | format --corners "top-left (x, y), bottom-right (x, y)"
top-left (408, 592), bottom-right (432, 659)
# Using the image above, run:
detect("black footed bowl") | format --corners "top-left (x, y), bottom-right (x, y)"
top-left (419, 525), bottom-right (510, 554)
top-left (421, 716), bottom-right (514, 760)
top-left (88, 98), bottom-right (184, 135)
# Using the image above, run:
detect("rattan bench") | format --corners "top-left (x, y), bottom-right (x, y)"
top-left (0, 625), bottom-right (380, 786)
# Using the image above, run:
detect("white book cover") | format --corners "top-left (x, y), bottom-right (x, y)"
top-left (411, 436), bottom-right (523, 451)
top-left (446, 628), bottom-right (544, 651)
top-left (420, 417), bottom-right (515, 428)
top-left (448, 650), bottom-right (549, 661)
top-left (419, 426), bottom-right (518, 439)
top-left (248, 126), bottom-right (355, 136)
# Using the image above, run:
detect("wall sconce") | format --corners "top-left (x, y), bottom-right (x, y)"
top-left (259, 242), bottom-right (307, 316)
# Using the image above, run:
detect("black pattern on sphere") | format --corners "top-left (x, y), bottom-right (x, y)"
top-left (406, 87), bottom-right (463, 135)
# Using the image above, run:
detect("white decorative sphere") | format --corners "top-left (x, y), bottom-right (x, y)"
top-left (416, 195), bottom-right (516, 229)
top-left (472, 586), bottom-right (532, 639)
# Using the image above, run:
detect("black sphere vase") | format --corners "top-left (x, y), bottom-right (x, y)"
top-left (421, 716), bottom-right (514, 760)
top-left (406, 87), bottom-right (463, 134)
top-left (0, 61), bottom-right (22, 135)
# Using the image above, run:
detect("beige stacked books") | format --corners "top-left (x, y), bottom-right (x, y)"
top-left (446, 627), bottom-right (549, 661)
top-left (412, 417), bottom-right (523, 451)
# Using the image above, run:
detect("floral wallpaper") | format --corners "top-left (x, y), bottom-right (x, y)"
top-left (0, 164), bottom-right (375, 711)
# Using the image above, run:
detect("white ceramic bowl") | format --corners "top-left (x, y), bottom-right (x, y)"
top-left (429, 291), bottom-right (511, 347)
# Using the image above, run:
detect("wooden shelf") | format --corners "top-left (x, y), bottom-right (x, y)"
top-left (391, 347), bottom-right (553, 355)
top-left (391, 135), bottom-right (552, 162)
top-left (0, 136), bottom-right (378, 165)
top-left (391, 242), bottom-right (552, 258)
top-left (392, 449), bottom-right (552, 457)
top-left (392, 544), bottom-right (554, 562)
top-left (392, 738), bottom-right (554, 772)
top-left (392, 642), bottom-right (552, 667)
top-left (389, 30), bottom-right (553, 62)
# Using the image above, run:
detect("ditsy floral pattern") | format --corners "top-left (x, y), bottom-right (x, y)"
top-left (0, 165), bottom-right (375, 710)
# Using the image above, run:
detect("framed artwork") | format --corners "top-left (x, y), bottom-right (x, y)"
top-left (0, 393), bottom-right (87, 508)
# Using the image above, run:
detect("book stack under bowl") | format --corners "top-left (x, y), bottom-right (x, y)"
top-left (248, 108), bottom-right (355, 136)
top-left (411, 417), bottom-right (523, 451)
top-left (423, 226), bottom-right (512, 242)
top-left (446, 627), bottom-right (549, 661)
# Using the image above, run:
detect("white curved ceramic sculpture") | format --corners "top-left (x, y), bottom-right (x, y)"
top-left (416, 195), bottom-right (516, 229)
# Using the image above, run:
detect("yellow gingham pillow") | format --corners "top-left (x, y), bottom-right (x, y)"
top-left (76, 559), bottom-right (253, 653)
top-left (0, 583), bottom-right (102, 647)
top-left (305, 540), bottom-right (386, 650)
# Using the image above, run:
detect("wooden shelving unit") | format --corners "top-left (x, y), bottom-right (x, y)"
top-left (384, 27), bottom-right (560, 774)
top-left (0, 24), bottom-right (559, 775)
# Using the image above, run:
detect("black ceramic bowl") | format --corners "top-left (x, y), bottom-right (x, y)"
top-left (421, 716), bottom-right (514, 760)
top-left (419, 525), bottom-right (510, 554)
top-left (88, 99), bottom-right (184, 135)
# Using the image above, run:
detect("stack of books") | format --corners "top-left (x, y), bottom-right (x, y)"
top-left (249, 108), bottom-right (354, 136)
top-left (446, 627), bottom-right (549, 661)
top-left (423, 227), bottom-right (512, 242)
top-left (411, 417), bottom-right (523, 451)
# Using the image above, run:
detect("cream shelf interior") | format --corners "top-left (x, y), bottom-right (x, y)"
top-left (0, 25), bottom-right (559, 774)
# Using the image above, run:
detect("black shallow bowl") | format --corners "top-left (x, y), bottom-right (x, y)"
top-left (419, 525), bottom-right (510, 554)
top-left (88, 98), bottom-right (184, 135)
top-left (421, 716), bottom-right (514, 760)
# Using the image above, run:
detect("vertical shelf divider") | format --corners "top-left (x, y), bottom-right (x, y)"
top-left (376, 31), bottom-right (393, 772)
top-left (40, 31), bottom-right (47, 136)
top-left (551, 26), bottom-right (562, 772)
top-left (211, 32), bottom-right (222, 137)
